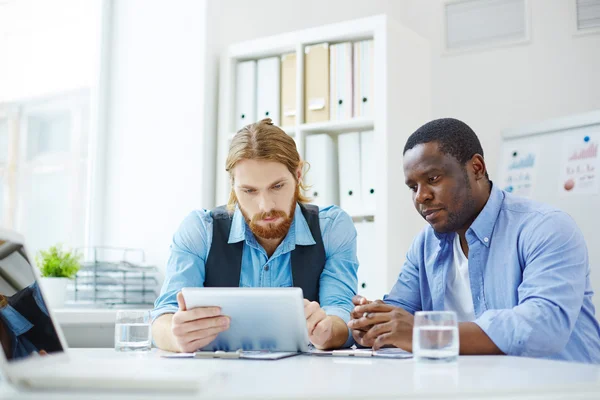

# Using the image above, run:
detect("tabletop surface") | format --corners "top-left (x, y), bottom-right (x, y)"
top-left (1, 348), bottom-right (599, 399)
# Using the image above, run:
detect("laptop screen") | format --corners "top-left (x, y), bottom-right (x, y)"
top-left (0, 239), bottom-right (64, 361)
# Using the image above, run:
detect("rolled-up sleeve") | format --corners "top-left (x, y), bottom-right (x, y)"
top-left (151, 210), bottom-right (212, 322)
top-left (475, 212), bottom-right (588, 357)
top-left (318, 208), bottom-right (358, 347)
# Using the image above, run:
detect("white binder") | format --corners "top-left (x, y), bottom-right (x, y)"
top-left (360, 130), bottom-right (376, 215)
top-left (353, 40), bottom-right (374, 118)
top-left (256, 57), bottom-right (281, 126)
top-left (329, 42), bottom-right (353, 121)
top-left (337, 132), bottom-right (362, 216)
top-left (304, 134), bottom-right (338, 207)
top-left (355, 220), bottom-right (384, 301)
top-left (235, 60), bottom-right (257, 131)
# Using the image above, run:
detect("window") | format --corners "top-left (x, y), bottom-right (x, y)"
top-left (0, 0), bottom-right (103, 257)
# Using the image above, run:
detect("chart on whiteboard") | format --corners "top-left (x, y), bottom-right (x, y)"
top-left (560, 134), bottom-right (599, 195)
top-left (499, 145), bottom-right (538, 198)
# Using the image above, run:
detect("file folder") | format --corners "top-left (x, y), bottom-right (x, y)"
top-left (235, 60), bottom-right (257, 130)
top-left (256, 57), bottom-right (281, 126)
top-left (280, 53), bottom-right (297, 127)
top-left (330, 42), bottom-right (353, 121)
top-left (337, 131), bottom-right (362, 215)
top-left (305, 43), bottom-right (330, 123)
top-left (353, 40), bottom-right (374, 118)
top-left (304, 133), bottom-right (338, 207)
top-left (360, 130), bottom-right (376, 215)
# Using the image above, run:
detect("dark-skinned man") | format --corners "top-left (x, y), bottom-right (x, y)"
top-left (348, 118), bottom-right (600, 364)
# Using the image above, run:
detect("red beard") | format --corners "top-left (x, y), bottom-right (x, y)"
top-left (244, 196), bottom-right (297, 240)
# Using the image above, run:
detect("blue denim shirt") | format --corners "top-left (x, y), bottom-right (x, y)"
top-left (0, 283), bottom-right (50, 359)
top-left (385, 184), bottom-right (600, 363)
top-left (153, 204), bottom-right (358, 346)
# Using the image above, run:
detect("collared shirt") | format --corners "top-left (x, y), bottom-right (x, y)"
top-left (153, 203), bottom-right (358, 346)
top-left (0, 283), bottom-right (50, 359)
top-left (385, 183), bottom-right (600, 363)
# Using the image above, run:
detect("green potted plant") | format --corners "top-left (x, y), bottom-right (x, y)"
top-left (36, 244), bottom-right (81, 309)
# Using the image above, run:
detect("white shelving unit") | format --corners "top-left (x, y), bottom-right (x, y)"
top-left (216, 15), bottom-right (431, 300)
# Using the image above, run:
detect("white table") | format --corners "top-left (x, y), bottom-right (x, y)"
top-left (1, 348), bottom-right (599, 399)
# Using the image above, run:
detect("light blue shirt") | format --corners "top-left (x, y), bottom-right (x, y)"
top-left (385, 183), bottom-right (600, 363)
top-left (0, 283), bottom-right (50, 359)
top-left (153, 204), bottom-right (358, 346)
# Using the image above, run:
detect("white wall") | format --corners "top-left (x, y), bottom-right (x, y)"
top-left (100, 0), bottom-right (217, 271)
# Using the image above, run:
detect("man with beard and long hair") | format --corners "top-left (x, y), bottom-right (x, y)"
top-left (348, 118), bottom-right (600, 364)
top-left (152, 118), bottom-right (358, 352)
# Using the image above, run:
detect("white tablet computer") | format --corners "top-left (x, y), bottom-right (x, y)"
top-left (181, 287), bottom-right (310, 352)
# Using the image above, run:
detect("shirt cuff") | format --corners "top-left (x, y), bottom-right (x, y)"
top-left (323, 305), bottom-right (354, 349)
top-left (474, 309), bottom-right (532, 356)
top-left (150, 305), bottom-right (178, 323)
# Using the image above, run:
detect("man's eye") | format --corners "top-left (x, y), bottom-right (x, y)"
top-left (429, 176), bottom-right (440, 183)
top-left (408, 186), bottom-right (417, 192)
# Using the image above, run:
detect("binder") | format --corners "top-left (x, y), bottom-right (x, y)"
top-left (353, 40), bottom-right (374, 118)
top-left (280, 53), bottom-right (297, 127)
top-left (337, 131), bottom-right (362, 215)
top-left (235, 60), bottom-right (257, 131)
top-left (329, 42), bottom-right (353, 121)
top-left (355, 220), bottom-right (381, 301)
top-left (360, 130), bottom-right (376, 215)
top-left (256, 57), bottom-right (281, 126)
top-left (304, 133), bottom-right (338, 207)
top-left (304, 43), bottom-right (330, 123)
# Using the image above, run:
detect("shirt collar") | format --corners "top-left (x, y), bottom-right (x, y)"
top-left (433, 181), bottom-right (503, 247)
top-left (227, 203), bottom-right (316, 247)
top-left (467, 182), bottom-right (503, 247)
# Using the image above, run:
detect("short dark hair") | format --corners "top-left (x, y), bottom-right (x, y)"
top-left (403, 118), bottom-right (484, 165)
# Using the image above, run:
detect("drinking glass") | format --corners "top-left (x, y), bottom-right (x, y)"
top-left (115, 310), bottom-right (152, 352)
top-left (412, 311), bottom-right (459, 362)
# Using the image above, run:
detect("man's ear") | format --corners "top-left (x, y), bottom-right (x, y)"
top-left (470, 154), bottom-right (487, 180)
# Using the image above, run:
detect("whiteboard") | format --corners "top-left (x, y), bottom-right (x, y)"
top-left (498, 110), bottom-right (600, 311)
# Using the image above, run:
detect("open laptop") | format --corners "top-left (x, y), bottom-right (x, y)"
top-left (0, 229), bottom-right (203, 392)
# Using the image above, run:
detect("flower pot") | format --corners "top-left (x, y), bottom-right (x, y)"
top-left (40, 277), bottom-right (69, 309)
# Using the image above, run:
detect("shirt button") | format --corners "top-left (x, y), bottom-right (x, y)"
top-left (484, 237), bottom-right (489, 243)
top-left (264, 265), bottom-right (269, 271)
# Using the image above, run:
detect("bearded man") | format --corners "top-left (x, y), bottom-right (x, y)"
top-left (152, 118), bottom-right (358, 352)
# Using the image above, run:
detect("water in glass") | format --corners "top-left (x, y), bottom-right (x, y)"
top-left (413, 311), bottom-right (459, 362)
top-left (115, 310), bottom-right (152, 352)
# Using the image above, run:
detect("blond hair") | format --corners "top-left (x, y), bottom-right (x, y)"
top-left (226, 118), bottom-right (310, 211)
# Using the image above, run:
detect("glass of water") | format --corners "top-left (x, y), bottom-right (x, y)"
top-left (115, 310), bottom-right (152, 352)
top-left (412, 311), bottom-right (459, 362)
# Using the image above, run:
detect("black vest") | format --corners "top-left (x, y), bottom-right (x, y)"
top-left (204, 203), bottom-right (325, 302)
top-left (8, 286), bottom-right (63, 354)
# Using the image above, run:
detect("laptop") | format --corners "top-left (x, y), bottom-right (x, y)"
top-left (0, 229), bottom-right (203, 392)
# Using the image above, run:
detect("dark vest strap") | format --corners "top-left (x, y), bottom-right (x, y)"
top-left (204, 206), bottom-right (243, 288)
top-left (8, 286), bottom-right (63, 353)
top-left (204, 204), bottom-right (325, 302)
top-left (290, 204), bottom-right (325, 302)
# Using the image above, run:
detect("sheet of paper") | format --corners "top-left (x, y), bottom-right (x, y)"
top-left (239, 351), bottom-right (300, 360)
top-left (560, 134), bottom-right (599, 195)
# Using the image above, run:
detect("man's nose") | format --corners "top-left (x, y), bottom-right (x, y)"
top-left (415, 185), bottom-right (433, 204)
top-left (257, 192), bottom-right (275, 212)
